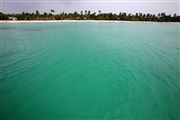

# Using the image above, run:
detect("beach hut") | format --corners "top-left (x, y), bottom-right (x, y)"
top-left (8, 17), bottom-right (17, 21)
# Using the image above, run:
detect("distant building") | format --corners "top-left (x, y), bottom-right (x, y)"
top-left (76, 17), bottom-right (81, 20)
top-left (8, 17), bottom-right (17, 21)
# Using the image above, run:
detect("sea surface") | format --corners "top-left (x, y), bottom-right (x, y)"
top-left (0, 22), bottom-right (179, 119)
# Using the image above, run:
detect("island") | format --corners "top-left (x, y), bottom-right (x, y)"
top-left (0, 10), bottom-right (179, 22)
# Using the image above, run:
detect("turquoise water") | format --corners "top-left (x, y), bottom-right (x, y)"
top-left (0, 22), bottom-right (179, 119)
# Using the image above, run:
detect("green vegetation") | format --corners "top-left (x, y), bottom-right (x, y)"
top-left (0, 10), bottom-right (180, 22)
top-left (0, 12), bottom-right (8, 20)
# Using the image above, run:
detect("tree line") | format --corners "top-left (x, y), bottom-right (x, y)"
top-left (0, 10), bottom-right (179, 22)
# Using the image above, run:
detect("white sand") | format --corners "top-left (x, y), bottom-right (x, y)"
top-left (0, 20), bottom-right (179, 24)
top-left (0, 20), bottom-right (133, 23)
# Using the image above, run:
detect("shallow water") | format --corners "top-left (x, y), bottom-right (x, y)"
top-left (0, 22), bottom-right (180, 119)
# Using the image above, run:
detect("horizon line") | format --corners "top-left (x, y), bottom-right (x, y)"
top-left (1, 11), bottom-right (179, 15)
top-left (1, 0), bottom-right (179, 3)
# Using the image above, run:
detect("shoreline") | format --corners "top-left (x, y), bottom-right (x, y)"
top-left (0, 20), bottom-right (179, 24)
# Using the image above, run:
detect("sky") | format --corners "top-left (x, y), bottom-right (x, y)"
top-left (0, 0), bottom-right (179, 15)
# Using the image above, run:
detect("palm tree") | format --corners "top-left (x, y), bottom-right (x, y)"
top-left (135, 13), bottom-right (138, 18)
top-left (91, 12), bottom-right (96, 20)
top-left (88, 11), bottom-right (91, 15)
top-left (51, 9), bottom-right (55, 13)
top-left (4, 10), bottom-right (179, 22)
top-left (22, 11), bottom-right (25, 15)
top-left (98, 10), bottom-right (101, 14)
top-left (85, 10), bottom-right (87, 15)
top-left (80, 11), bottom-right (83, 19)
top-left (173, 14), bottom-right (177, 17)
top-left (36, 10), bottom-right (39, 15)
top-left (73, 11), bottom-right (78, 19)
top-left (44, 12), bottom-right (47, 16)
